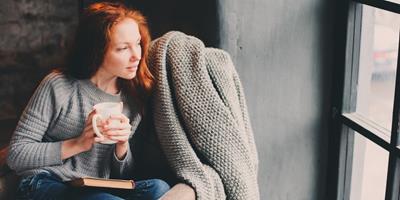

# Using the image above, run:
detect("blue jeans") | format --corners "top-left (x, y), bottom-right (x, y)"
top-left (16, 171), bottom-right (170, 200)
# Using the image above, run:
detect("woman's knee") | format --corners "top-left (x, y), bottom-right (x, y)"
top-left (140, 179), bottom-right (170, 199)
top-left (151, 179), bottom-right (170, 192)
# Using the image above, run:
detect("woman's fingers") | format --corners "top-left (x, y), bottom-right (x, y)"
top-left (109, 114), bottom-right (130, 123)
top-left (109, 135), bottom-right (130, 142)
top-left (104, 129), bottom-right (131, 137)
top-left (103, 120), bottom-right (131, 131)
top-left (94, 136), bottom-right (104, 143)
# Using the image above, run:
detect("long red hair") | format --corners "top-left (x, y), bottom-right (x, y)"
top-left (64, 2), bottom-right (153, 113)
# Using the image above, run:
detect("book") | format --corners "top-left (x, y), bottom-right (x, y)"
top-left (68, 177), bottom-right (135, 189)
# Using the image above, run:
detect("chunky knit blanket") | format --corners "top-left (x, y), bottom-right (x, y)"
top-left (149, 31), bottom-right (259, 200)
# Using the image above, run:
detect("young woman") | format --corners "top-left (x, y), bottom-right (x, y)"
top-left (7, 2), bottom-right (169, 199)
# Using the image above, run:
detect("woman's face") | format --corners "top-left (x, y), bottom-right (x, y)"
top-left (99, 18), bottom-right (142, 80)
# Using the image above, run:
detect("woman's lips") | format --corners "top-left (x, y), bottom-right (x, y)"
top-left (126, 66), bottom-right (137, 72)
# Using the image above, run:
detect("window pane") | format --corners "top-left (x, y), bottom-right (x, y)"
top-left (356, 5), bottom-right (399, 133)
top-left (350, 132), bottom-right (389, 200)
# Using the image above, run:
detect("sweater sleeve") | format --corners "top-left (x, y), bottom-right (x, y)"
top-left (110, 144), bottom-right (134, 179)
top-left (233, 70), bottom-right (259, 174)
top-left (7, 73), bottom-right (66, 172)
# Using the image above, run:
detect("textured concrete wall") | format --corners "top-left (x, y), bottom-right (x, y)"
top-left (0, 0), bottom-right (78, 120)
top-left (218, 0), bottom-right (335, 199)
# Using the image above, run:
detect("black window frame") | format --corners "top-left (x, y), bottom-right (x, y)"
top-left (328, 0), bottom-right (400, 200)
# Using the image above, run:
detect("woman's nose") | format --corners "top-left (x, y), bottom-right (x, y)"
top-left (130, 49), bottom-right (141, 61)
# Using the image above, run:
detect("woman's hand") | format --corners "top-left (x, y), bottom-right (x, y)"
top-left (102, 114), bottom-right (132, 160)
top-left (61, 110), bottom-right (103, 160)
top-left (76, 109), bottom-right (106, 150)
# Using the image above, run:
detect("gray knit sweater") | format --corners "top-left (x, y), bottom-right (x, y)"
top-left (150, 31), bottom-right (260, 200)
top-left (7, 72), bottom-right (141, 181)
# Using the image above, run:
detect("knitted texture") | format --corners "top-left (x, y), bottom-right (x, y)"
top-left (149, 31), bottom-right (259, 200)
top-left (7, 72), bottom-right (141, 181)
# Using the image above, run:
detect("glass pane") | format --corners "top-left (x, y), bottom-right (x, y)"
top-left (350, 132), bottom-right (389, 200)
top-left (356, 5), bottom-right (399, 133)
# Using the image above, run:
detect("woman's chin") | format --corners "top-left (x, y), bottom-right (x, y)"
top-left (118, 72), bottom-right (136, 80)
top-left (119, 72), bottom-right (137, 80)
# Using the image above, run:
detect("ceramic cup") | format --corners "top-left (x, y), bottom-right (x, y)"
top-left (92, 102), bottom-right (123, 144)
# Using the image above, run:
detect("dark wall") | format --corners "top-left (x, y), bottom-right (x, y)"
top-left (0, 0), bottom-right (78, 121)
top-left (127, 0), bottom-right (219, 47)
top-left (217, 0), bottom-right (335, 199)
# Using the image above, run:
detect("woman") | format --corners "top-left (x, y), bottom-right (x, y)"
top-left (7, 2), bottom-right (169, 199)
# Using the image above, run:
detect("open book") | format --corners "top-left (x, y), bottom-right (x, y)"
top-left (68, 177), bottom-right (135, 189)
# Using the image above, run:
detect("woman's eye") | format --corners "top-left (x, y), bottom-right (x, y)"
top-left (117, 47), bottom-right (128, 51)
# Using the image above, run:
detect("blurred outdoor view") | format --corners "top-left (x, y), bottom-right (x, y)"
top-left (350, 3), bottom-right (400, 200)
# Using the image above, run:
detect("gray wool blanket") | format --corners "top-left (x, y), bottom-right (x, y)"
top-left (149, 31), bottom-right (259, 200)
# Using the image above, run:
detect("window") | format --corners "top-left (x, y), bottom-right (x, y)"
top-left (334, 0), bottom-right (400, 200)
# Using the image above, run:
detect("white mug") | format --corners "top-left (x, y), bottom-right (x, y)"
top-left (92, 102), bottom-right (123, 144)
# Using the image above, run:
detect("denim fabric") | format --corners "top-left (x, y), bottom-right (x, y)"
top-left (16, 171), bottom-right (67, 200)
top-left (16, 171), bottom-right (170, 200)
